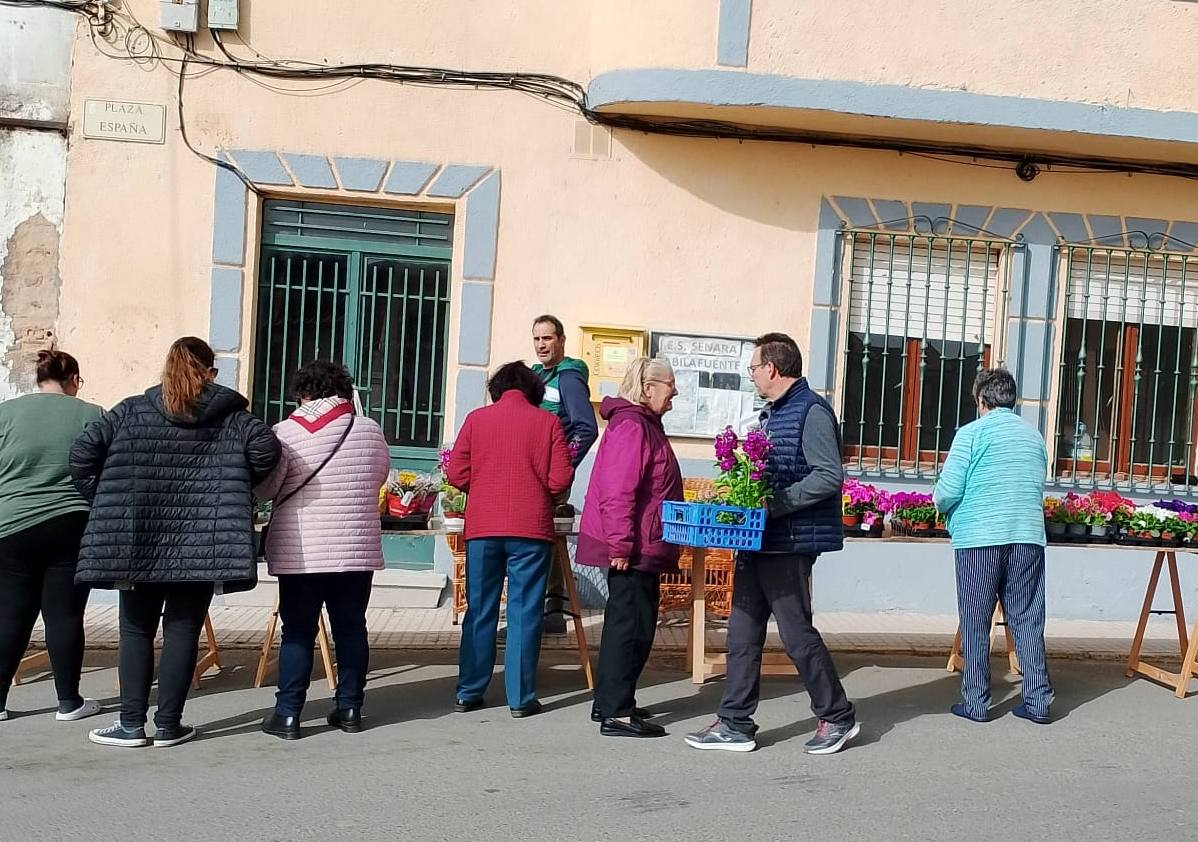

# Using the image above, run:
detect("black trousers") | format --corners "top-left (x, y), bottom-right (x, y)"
top-left (118, 582), bottom-right (214, 730)
top-left (275, 571), bottom-right (373, 717)
top-left (718, 552), bottom-right (854, 735)
top-left (595, 568), bottom-right (660, 719)
top-left (0, 512), bottom-right (91, 710)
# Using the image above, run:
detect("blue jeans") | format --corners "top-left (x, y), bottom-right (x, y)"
top-left (955, 543), bottom-right (1053, 718)
top-left (457, 537), bottom-right (552, 710)
top-left (275, 571), bottom-right (373, 717)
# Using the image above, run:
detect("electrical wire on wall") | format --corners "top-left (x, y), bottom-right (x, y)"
top-left (12, 0), bottom-right (1198, 186)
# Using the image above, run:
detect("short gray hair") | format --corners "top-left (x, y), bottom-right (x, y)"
top-left (972, 367), bottom-right (1017, 410)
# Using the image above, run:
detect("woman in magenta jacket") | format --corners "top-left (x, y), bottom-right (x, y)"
top-left (576, 357), bottom-right (683, 738)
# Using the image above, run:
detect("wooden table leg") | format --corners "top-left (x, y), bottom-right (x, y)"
top-left (12, 650), bottom-right (50, 687)
top-left (691, 547), bottom-right (707, 685)
top-left (1125, 551), bottom-right (1195, 696)
top-left (556, 537), bottom-right (594, 690)
top-left (1176, 615), bottom-right (1198, 699)
top-left (253, 597), bottom-right (281, 689)
top-left (192, 615), bottom-right (222, 689)
top-left (1167, 552), bottom-right (1189, 659)
top-left (946, 628), bottom-right (963, 673)
top-left (1125, 552), bottom-right (1165, 679)
top-left (317, 611), bottom-right (337, 690)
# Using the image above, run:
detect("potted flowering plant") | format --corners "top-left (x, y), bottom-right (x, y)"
top-left (712, 426), bottom-right (773, 523)
top-left (841, 478), bottom-right (872, 527)
top-left (1059, 492), bottom-right (1090, 540)
top-left (842, 479), bottom-right (888, 537)
top-left (387, 469), bottom-right (441, 520)
top-left (437, 447), bottom-right (467, 530)
top-left (1043, 497), bottom-right (1066, 541)
top-left (889, 491), bottom-right (936, 534)
top-left (1127, 506), bottom-right (1170, 543)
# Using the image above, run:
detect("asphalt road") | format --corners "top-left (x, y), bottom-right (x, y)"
top-left (3, 651), bottom-right (1194, 842)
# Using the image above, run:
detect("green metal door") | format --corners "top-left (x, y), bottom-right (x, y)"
top-left (251, 201), bottom-right (454, 570)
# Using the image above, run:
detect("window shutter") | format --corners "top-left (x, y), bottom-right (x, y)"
top-left (848, 234), bottom-right (1000, 345)
top-left (1064, 249), bottom-right (1198, 329)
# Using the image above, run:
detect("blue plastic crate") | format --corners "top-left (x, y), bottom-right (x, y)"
top-left (661, 501), bottom-right (766, 550)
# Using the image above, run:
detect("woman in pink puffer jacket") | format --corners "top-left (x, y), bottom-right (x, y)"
top-left (254, 361), bottom-right (391, 740)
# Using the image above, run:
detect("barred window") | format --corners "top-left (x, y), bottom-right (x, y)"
top-left (840, 231), bottom-right (1006, 475)
top-left (1054, 246), bottom-right (1198, 490)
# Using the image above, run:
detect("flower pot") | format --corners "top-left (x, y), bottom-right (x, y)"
top-left (1088, 525), bottom-right (1109, 542)
top-left (1046, 521), bottom-right (1067, 540)
top-left (842, 514), bottom-right (861, 527)
top-left (388, 493), bottom-right (435, 519)
top-left (912, 522), bottom-right (931, 533)
top-left (443, 516), bottom-right (465, 533)
top-left (553, 517), bottom-right (575, 534)
top-left (1065, 523), bottom-right (1088, 540)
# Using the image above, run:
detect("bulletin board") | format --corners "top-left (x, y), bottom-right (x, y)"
top-left (649, 331), bottom-right (764, 438)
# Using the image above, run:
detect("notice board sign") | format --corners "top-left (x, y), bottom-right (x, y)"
top-left (650, 331), bottom-right (764, 438)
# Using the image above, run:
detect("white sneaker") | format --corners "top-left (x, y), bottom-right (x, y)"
top-left (56, 698), bottom-right (102, 722)
top-left (0, 709), bottom-right (8, 722)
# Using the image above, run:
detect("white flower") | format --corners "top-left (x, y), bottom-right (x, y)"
top-left (1135, 505), bottom-right (1171, 521)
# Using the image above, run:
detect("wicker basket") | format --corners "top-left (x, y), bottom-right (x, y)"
top-left (660, 546), bottom-right (736, 618)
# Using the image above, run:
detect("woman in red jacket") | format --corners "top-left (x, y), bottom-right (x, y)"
top-left (576, 357), bottom-right (682, 738)
top-left (445, 362), bottom-right (573, 717)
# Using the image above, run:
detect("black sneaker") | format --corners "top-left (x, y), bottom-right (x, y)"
top-left (803, 719), bottom-right (861, 755)
top-left (154, 724), bottom-right (197, 748)
top-left (684, 720), bottom-right (756, 752)
top-left (89, 721), bottom-right (150, 748)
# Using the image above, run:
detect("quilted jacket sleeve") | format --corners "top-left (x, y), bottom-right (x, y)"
top-left (242, 413), bottom-right (282, 486)
top-left (70, 402), bottom-right (124, 502)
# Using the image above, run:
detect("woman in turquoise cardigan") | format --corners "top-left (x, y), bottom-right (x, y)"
top-left (934, 367), bottom-right (1053, 726)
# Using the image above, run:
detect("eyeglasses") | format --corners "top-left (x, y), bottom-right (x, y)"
top-left (645, 380), bottom-right (676, 389)
top-left (746, 363), bottom-right (769, 375)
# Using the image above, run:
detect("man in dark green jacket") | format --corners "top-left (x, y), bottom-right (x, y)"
top-left (531, 315), bottom-right (598, 633)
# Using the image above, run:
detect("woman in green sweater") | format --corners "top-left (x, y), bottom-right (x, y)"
top-left (0, 350), bottom-right (104, 722)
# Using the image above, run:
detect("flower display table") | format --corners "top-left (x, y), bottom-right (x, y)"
top-left (686, 536), bottom-right (1198, 698)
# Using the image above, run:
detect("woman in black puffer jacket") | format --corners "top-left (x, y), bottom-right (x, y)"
top-left (70, 337), bottom-right (279, 749)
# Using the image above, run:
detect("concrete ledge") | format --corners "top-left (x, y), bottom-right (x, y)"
top-left (221, 567), bottom-right (447, 609)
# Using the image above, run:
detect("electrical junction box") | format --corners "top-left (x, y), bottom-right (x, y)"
top-left (159, 0), bottom-right (199, 32)
top-left (208, 0), bottom-right (239, 30)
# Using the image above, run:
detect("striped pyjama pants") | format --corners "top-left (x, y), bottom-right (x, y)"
top-left (954, 543), bottom-right (1053, 719)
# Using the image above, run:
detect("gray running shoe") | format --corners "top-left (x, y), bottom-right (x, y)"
top-left (684, 720), bottom-right (756, 752)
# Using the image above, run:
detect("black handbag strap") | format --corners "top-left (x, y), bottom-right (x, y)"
top-left (275, 414), bottom-right (355, 510)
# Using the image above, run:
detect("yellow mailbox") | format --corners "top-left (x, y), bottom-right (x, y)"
top-left (578, 325), bottom-right (648, 401)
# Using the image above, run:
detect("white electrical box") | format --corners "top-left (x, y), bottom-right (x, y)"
top-left (159, 0), bottom-right (199, 32)
top-left (208, 0), bottom-right (239, 30)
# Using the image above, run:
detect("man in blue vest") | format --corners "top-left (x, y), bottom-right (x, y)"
top-left (531, 315), bottom-right (598, 633)
top-left (686, 333), bottom-right (859, 754)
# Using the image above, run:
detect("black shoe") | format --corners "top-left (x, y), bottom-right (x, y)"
top-left (600, 716), bottom-right (667, 738)
top-left (1012, 702), bottom-right (1051, 725)
top-left (261, 713), bottom-right (302, 741)
top-left (510, 700), bottom-right (543, 719)
top-left (454, 698), bottom-right (484, 713)
top-left (327, 708), bottom-right (363, 733)
top-left (542, 611), bottom-right (567, 635)
top-left (950, 703), bottom-right (988, 724)
top-left (591, 705), bottom-right (652, 723)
